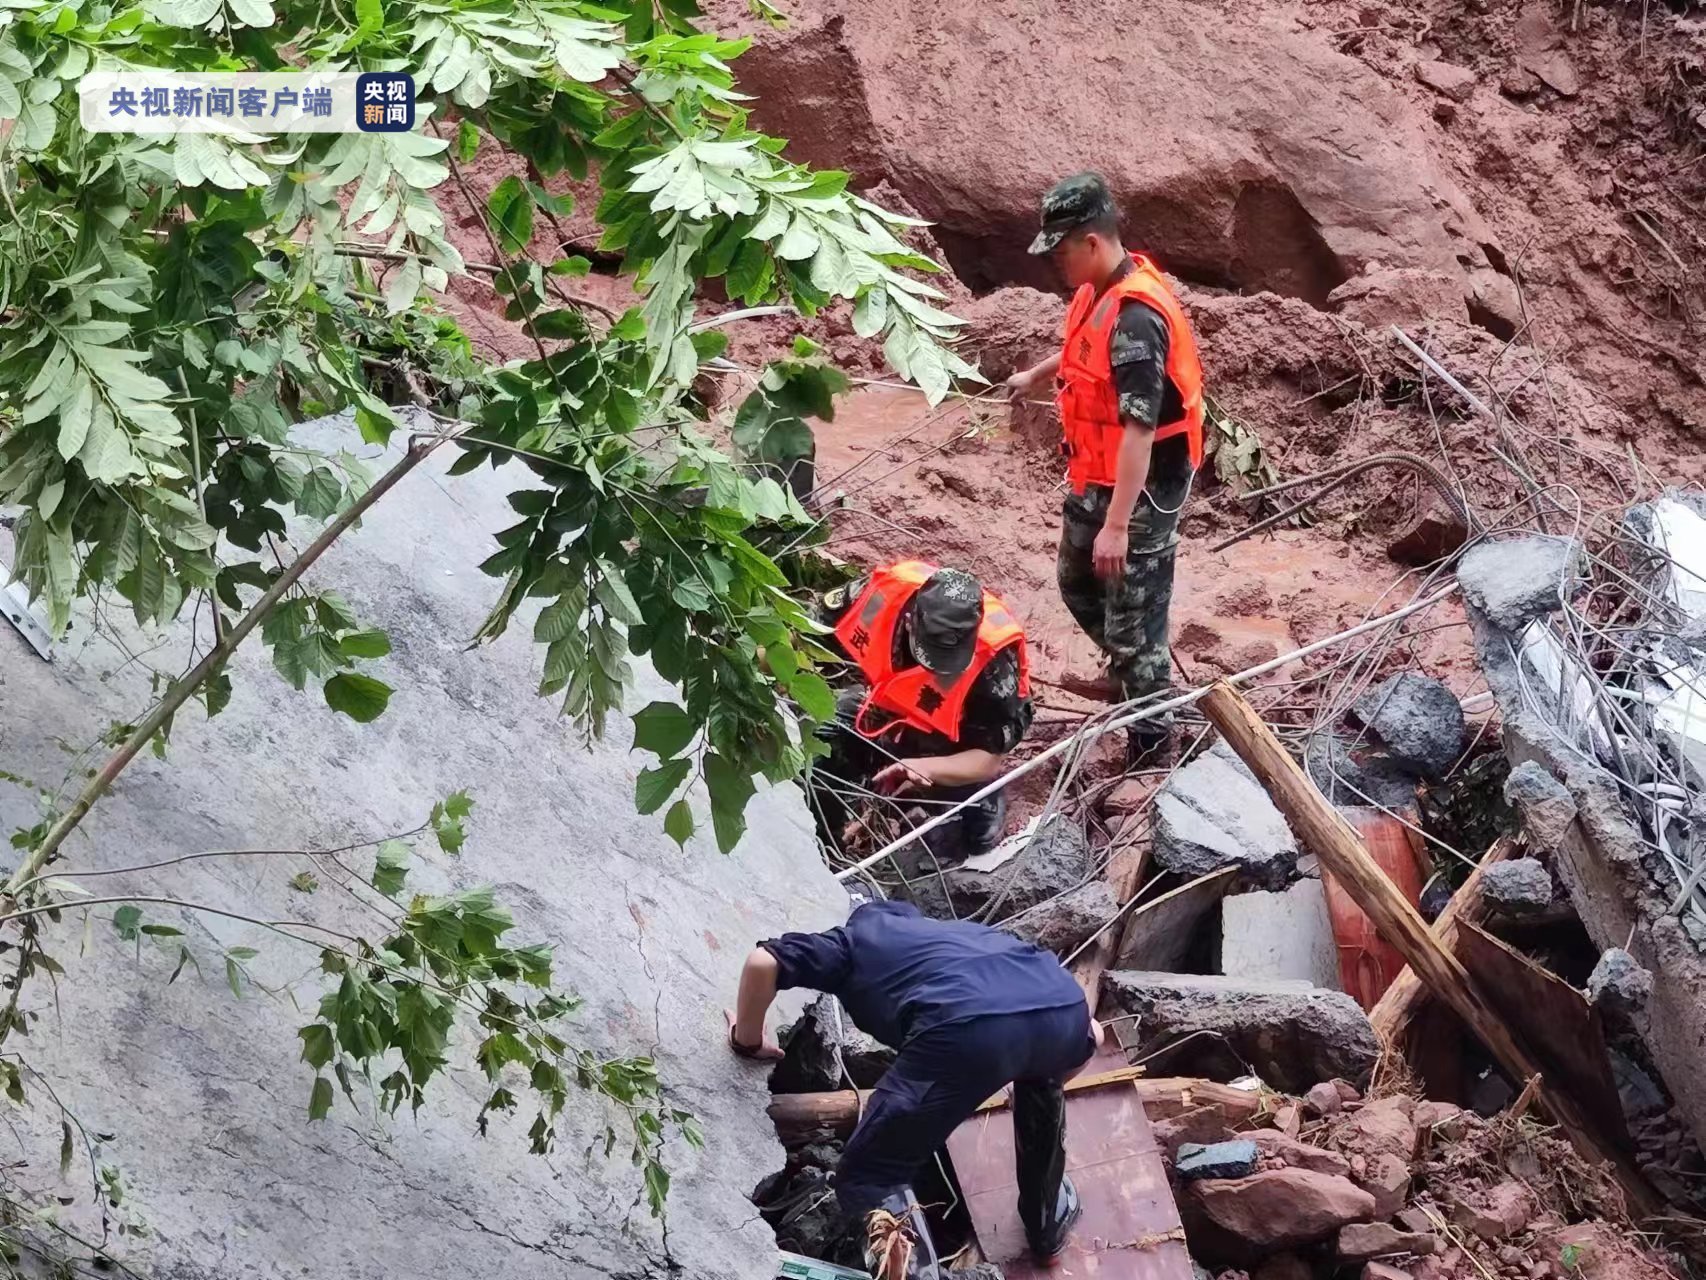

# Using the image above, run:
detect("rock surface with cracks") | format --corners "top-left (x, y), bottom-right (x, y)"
top-left (0, 417), bottom-right (846, 1280)
top-left (1457, 536), bottom-right (1583, 631)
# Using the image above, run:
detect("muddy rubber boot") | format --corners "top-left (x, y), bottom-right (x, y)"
top-left (1126, 726), bottom-right (1175, 771)
top-left (862, 1190), bottom-right (942, 1280)
top-left (1056, 665), bottom-right (1120, 702)
top-left (1028, 1175), bottom-right (1082, 1266)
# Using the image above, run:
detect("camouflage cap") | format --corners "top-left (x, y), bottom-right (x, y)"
top-left (1027, 172), bottom-right (1117, 255)
top-left (909, 568), bottom-right (984, 677)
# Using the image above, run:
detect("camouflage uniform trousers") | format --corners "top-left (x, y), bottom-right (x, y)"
top-left (1056, 454), bottom-right (1194, 745)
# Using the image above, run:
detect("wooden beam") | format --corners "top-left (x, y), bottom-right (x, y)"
top-left (1070, 842), bottom-right (1151, 1020)
top-left (1196, 681), bottom-right (1660, 1219)
top-left (768, 1076), bottom-right (1263, 1144)
top-left (1369, 837), bottom-right (1516, 1047)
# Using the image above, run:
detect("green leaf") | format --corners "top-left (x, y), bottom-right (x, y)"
top-left (549, 256), bottom-right (592, 277)
top-left (787, 670), bottom-right (837, 722)
top-left (663, 798), bottom-right (694, 847)
top-left (487, 175), bottom-right (535, 255)
top-left (455, 118), bottom-right (480, 163)
top-left (299, 1023), bottom-right (335, 1069)
top-left (356, 404), bottom-right (396, 446)
top-left (60, 1121), bottom-right (72, 1178)
top-left (635, 757), bottom-right (692, 815)
top-left (631, 701), bottom-right (696, 758)
top-left (373, 838), bottom-right (410, 897)
top-left (703, 752), bottom-right (755, 854)
top-left (324, 673), bottom-right (393, 723)
top-left (338, 629), bottom-right (392, 659)
top-left (112, 905), bottom-right (142, 941)
top-left (308, 1075), bottom-right (334, 1121)
top-left (431, 790), bottom-right (474, 853)
top-left (226, 0), bottom-right (274, 27)
top-left (298, 467), bottom-right (343, 520)
top-left (225, 955), bottom-right (245, 998)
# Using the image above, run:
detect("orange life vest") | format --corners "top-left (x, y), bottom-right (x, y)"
top-left (1056, 252), bottom-right (1205, 492)
top-left (833, 560), bottom-right (1031, 742)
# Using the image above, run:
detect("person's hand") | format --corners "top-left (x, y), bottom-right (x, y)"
top-left (873, 759), bottom-right (935, 795)
top-left (724, 1010), bottom-right (783, 1061)
top-left (1004, 367), bottom-right (1039, 403)
top-left (1093, 519), bottom-right (1130, 581)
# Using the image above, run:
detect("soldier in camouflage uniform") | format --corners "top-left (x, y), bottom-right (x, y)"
top-left (1006, 174), bottom-right (1205, 765)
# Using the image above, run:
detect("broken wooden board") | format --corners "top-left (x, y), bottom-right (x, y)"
top-left (1073, 840), bottom-right (1154, 1017)
top-left (1113, 867), bottom-right (1235, 971)
top-left (946, 1055), bottom-right (1194, 1278)
top-left (1453, 920), bottom-right (1632, 1146)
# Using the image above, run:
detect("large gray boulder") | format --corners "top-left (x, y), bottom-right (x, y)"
top-left (1153, 740), bottom-right (1298, 889)
top-left (999, 878), bottom-right (1119, 956)
top-left (1101, 971), bottom-right (1379, 1093)
top-left (1480, 857), bottom-right (1554, 915)
top-left (1457, 535), bottom-right (1582, 631)
top-left (0, 427), bottom-right (844, 1280)
top-left (1351, 672), bottom-right (1465, 779)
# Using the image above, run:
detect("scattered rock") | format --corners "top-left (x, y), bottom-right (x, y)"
top-left (1189, 1169), bottom-right (1377, 1250)
top-left (1364, 1264), bottom-right (1416, 1280)
top-left (1157, 1107), bottom-right (1243, 1159)
top-left (1247, 1130), bottom-right (1352, 1177)
top-left (1252, 1257), bottom-right (1312, 1280)
top-left (1177, 1140), bottom-right (1262, 1181)
top-left (1305, 733), bottom-right (1420, 811)
top-left (1500, 65), bottom-right (1542, 97)
top-left (1587, 947), bottom-right (1652, 1016)
top-left (1221, 880), bottom-right (1339, 988)
top-left (1480, 858), bottom-right (1554, 915)
top-left (1352, 673), bottom-right (1466, 778)
top-left (771, 994), bottom-right (896, 1092)
top-left (761, 1166), bottom-right (852, 1259)
top-left (953, 1267), bottom-right (1006, 1280)
top-left (1105, 775), bottom-right (1161, 817)
top-left (1502, 761), bottom-right (1578, 848)
top-left (1344, 1096), bottom-right (1421, 1159)
top-left (1274, 1104), bottom-right (1303, 1139)
top-left (1360, 1152), bottom-right (1414, 1219)
top-left (905, 816), bottom-right (1090, 924)
top-left (1305, 1081), bottom-right (1345, 1117)
top-left (1386, 503), bottom-right (1471, 566)
top-left (1457, 536), bottom-right (1582, 631)
top-left (1340, 1221), bottom-right (1440, 1259)
top-left (1526, 49), bottom-right (1579, 96)
top-left (1101, 971), bottom-right (1380, 1093)
top-left (1414, 59), bottom-right (1476, 100)
top-left (1334, 1080), bottom-right (1363, 1104)
top-left (1433, 99), bottom-right (1457, 124)
top-left (1466, 265), bottom-right (1523, 339)
top-left (1328, 268), bottom-right (1469, 330)
top-left (1413, 1100), bottom-right (1466, 1140)
top-left (1000, 877), bottom-right (1118, 956)
top-left (1152, 740), bottom-right (1299, 889)
top-left (1452, 1181), bottom-right (1538, 1240)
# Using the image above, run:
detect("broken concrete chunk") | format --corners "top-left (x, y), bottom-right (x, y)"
top-left (1153, 739), bottom-right (1298, 889)
top-left (1340, 1220), bottom-right (1440, 1259)
top-left (1305, 733), bottom-right (1420, 811)
top-left (1176, 1139), bottom-right (1261, 1181)
top-left (771, 994), bottom-right (896, 1093)
top-left (1480, 857), bottom-right (1554, 914)
top-left (904, 815), bottom-right (1090, 924)
top-left (999, 877), bottom-right (1117, 956)
top-left (1414, 59), bottom-right (1476, 100)
top-left (1188, 1169), bottom-right (1377, 1249)
top-left (1587, 947), bottom-right (1653, 1016)
top-left (1101, 971), bottom-right (1379, 1093)
top-left (1352, 673), bottom-right (1466, 778)
top-left (1457, 536), bottom-right (1582, 631)
top-left (1221, 879), bottom-right (1339, 988)
top-left (1501, 761), bottom-right (1577, 848)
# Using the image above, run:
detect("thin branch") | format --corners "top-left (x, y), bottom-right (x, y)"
top-left (0, 895), bottom-right (358, 943)
top-left (3, 435), bottom-right (444, 900)
top-left (332, 244), bottom-right (623, 323)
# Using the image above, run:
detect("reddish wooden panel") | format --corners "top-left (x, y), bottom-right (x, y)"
top-left (946, 1066), bottom-right (1193, 1279)
top-left (1324, 807), bottom-right (1427, 1009)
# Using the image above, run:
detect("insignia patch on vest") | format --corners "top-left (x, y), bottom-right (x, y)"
top-left (847, 625), bottom-right (870, 652)
top-left (1076, 335), bottom-right (1092, 363)
top-left (916, 686), bottom-right (945, 715)
top-left (823, 585), bottom-right (848, 610)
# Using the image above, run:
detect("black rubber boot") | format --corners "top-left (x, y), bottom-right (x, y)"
top-left (861, 1189), bottom-right (941, 1280)
top-left (1028, 1175), bottom-right (1082, 1265)
top-left (1126, 725), bottom-right (1175, 771)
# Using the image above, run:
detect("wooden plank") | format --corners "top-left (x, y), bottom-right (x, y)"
top-left (976, 1065), bottom-right (1148, 1113)
top-left (1369, 837), bottom-right (1517, 1048)
top-left (767, 1077), bottom-right (1263, 1144)
top-left (1113, 867), bottom-right (1235, 971)
top-left (1196, 681), bottom-right (1660, 1219)
top-left (1454, 920), bottom-right (1631, 1146)
top-left (1073, 842), bottom-right (1153, 1019)
top-left (947, 1053), bottom-right (1193, 1277)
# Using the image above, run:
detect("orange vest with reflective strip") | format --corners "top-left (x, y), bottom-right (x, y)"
top-left (1056, 252), bottom-right (1205, 492)
top-left (833, 561), bottom-right (1030, 741)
